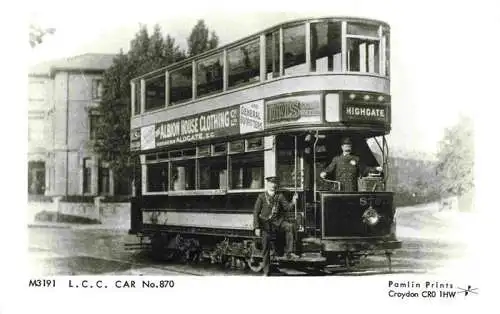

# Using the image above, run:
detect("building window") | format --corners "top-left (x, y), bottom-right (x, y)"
top-left (28, 81), bottom-right (46, 101)
top-left (83, 158), bottom-right (92, 194)
top-left (89, 114), bottom-right (101, 141)
top-left (310, 21), bottom-right (342, 72)
top-left (197, 54), bottom-right (223, 97)
top-left (92, 79), bottom-right (103, 99)
top-left (28, 161), bottom-right (45, 195)
top-left (28, 118), bottom-right (44, 143)
top-left (99, 165), bottom-right (110, 195)
top-left (283, 24), bottom-right (307, 75)
top-left (227, 39), bottom-right (260, 88)
top-left (169, 66), bottom-right (193, 105)
top-left (145, 74), bottom-right (165, 112)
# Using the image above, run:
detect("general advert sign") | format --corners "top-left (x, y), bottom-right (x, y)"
top-left (155, 106), bottom-right (239, 147)
top-left (265, 94), bottom-right (321, 127)
top-left (240, 100), bottom-right (264, 134)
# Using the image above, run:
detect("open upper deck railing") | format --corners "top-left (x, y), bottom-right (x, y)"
top-left (131, 17), bottom-right (390, 116)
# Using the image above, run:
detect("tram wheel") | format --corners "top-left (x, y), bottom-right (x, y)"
top-left (246, 257), bottom-right (264, 273)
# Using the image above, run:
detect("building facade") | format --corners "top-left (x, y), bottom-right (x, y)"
top-left (28, 53), bottom-right (119, 197)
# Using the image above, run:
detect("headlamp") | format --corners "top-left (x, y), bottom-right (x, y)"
top-left (362, 207), bottom-right (380, 226)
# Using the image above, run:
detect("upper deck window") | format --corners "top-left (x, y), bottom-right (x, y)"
top-left (227, 39), bottom-right (260, 88)
top-left (346, 22), bottom-right (381, 74)
top-left (265, 30), bottom-right (280, 79)
top-left (169, 66), bottom-right (193, 105)
top-left (283, 24), bottom-right (307, 75)
top-left (310, 21), bottom-right (342, 72)
top-left (197, 54), bottom-right (223, 97)
top-left (383, 26), bottom-right (390, 77)
top-left (145, 74), bottom-right (165, 111)
top-left (133, 81), bottom-right (141, 115)
top-left (347, 38), bottom-right (380, 73)
top-left (347, 23), bottom-right (379, 37)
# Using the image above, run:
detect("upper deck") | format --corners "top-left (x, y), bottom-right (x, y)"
top-left (130, 17), bottom-right (391, 151)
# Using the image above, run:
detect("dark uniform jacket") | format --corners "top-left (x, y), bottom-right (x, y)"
top-left (323, 154), bottom-right (371, 192)
top-left (253, 192), bottom-right (294, 230)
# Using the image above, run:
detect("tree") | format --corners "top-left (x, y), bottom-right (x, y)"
top-left (187, 20), bottom-right (219, 57)
top-left (93, 24), bottom-right (185, 194)
top-left (29, 24), bottom-right (55, 48)
top-left (436, 115), bottom-right (474, 197)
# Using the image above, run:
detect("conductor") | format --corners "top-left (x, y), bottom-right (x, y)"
top-left (253, 176), bottom-right (299, 275)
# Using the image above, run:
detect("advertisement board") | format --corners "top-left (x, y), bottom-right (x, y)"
top-left (155, 106), bottom-right (240, 148)
top-left (265, 94), bottom-right (322, 127)
top-left (240, 100), bottom-right (264, 134)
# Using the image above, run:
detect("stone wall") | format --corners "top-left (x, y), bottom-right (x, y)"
top-left (99, 202), bottom-right (130, 229)
top-left (27, 200), bottom-right (57, 224)
top-left (58, 201), bottom-right (99, 220)
top-left (28, 197), bottom-right (130, 229)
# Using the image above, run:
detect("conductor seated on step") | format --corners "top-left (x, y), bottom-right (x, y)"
top-left (253, 176), bottom-right (300, 261)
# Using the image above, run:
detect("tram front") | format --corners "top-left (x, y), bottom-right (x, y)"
top-left (271, 92), bottom-right (401, 269)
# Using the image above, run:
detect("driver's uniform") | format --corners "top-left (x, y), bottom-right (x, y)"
top-left (323, 154), bottom-right (372, 192)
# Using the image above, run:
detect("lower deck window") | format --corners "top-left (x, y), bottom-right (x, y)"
top-left (199, 156), bottom-right (227, 189)
top-left (147, 163), bottom-right (168, 192)
top-left (277, 150), bottom-right (301, 188)
top-left (170, 160), bottom-right (195, 191)
top-left (230, 152), bottom-right (264, 189)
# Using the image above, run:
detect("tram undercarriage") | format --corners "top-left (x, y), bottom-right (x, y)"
top-left (129, 226), bottom-right (401, 274)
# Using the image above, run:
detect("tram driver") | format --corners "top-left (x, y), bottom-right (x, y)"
top-left (253, 176), bottom-right (300, 275)
top-left (320, 137), bottom-right (383, 192)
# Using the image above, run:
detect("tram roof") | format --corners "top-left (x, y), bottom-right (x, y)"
top-left (131, 16), bottom-right (390, 81)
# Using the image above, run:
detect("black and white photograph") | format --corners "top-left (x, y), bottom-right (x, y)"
top-left (3, 0), bottom-right (495, 312)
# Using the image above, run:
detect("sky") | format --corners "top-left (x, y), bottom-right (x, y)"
top-left (26, 0), bottom-right (483, 158)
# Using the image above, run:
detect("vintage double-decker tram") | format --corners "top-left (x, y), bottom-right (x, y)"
top-left (129, 16), bottom-right (401, 273)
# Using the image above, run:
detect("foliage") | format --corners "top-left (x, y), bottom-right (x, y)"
top-left (93, 22), bottom-right (218, 194)
top-left (29, 24), bottom-right (55, 48)
top-left (436, 115), bottom-right (474, 196)
top-left (385, 154), bottom-right (441, 207)
top-left (187, 20), bottom-right (219, 57)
